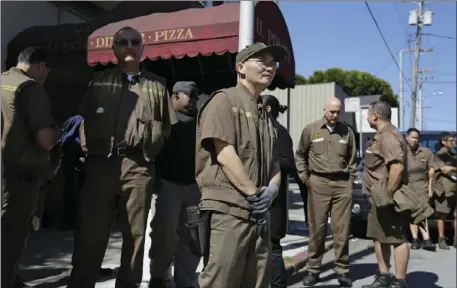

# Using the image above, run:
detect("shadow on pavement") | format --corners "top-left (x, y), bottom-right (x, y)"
top-left (18, 228), bottom-right (122, 287)
top-left (287, 244), bottom-right (375, 286)
top-left (282, 240), bottom-right (309, 251)
top-left (287, 220), bottom-right (309, 237)
top-left (406, 271), bottom-right (443, 288)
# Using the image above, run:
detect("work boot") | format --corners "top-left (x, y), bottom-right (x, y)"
top-left (438, 237), bottom-right (450, 250)
top-left (389, 278), bottom-right (408, 288)
top-left (302, 271), bottom-right (319, 286)
top-left (338, 273), bottom-right (353, 287)
top-left (410, 238), bottom-right (421, 250)
top-left (361, 272), bottom-right (392, 288)
top-left (148, 278), bottom-right (171, 288)
top-left (421, 239), bottom-right (436, 251)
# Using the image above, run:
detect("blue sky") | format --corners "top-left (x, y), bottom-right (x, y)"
top-left (279, 1), bottom-right (456, 132)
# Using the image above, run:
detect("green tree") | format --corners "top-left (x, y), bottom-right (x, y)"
top-left (305, 68), bottom-right (399, 107)
top-left (295, 73), bottom-right (307, 85)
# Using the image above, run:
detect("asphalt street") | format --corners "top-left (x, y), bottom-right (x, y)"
top-left (17, 184), bottom-right (457, 288)
top-left (287, 238), bottom-right (457, 288)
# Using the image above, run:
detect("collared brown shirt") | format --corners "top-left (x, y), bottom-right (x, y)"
top-left (295, 117), bottom-right (356, 182)
top-left (407, 146), bottom-right (442, 194)
top-left (363, 124), bottom-right (408, 193)
top-left (79, 68), bottom-right (176, 157)
top-left (1, 67), bottom-right (55, 169)
top-left (434, 149), bottom-right (457, 194)
top-left (195, 83), bottom-right (279, 217)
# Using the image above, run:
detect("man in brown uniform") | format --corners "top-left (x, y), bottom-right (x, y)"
top-left (195, 43), bottom-right (284, 288)
top-left (405, 128), bottom-right (453, 251)
top-left (68, 26), bottom-right (176, 288)
top-left (432, 132), bottom-right (457, 250)
top-left (362, 101), bottom-right (409, 288)
top-left (1, 46), bottom-right (61, 288)
top-left (295, 97), bottom-right (356, 287)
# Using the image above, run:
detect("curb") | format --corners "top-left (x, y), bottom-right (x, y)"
top-left (283, 241), bottom-right (334, 276)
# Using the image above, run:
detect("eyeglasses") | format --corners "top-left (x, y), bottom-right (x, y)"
top-left (115, 38), bottom-right (142, 47)
top-left (249, 59), bottom-right (280, 69)
top-left (444, 138), bottom-right (456, 143)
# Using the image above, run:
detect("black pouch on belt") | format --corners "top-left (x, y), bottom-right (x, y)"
top-left (185, 207), bottom-right (212, 259)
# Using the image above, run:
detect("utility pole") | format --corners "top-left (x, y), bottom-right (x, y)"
top-left (238, 1), bottom-right (255, 82)
top-left (398, 47), bottom-right (433, 131)
top-left (408, 0), bottom-right (432, 129)
top-left (417, 68), bottom-right (433, 130)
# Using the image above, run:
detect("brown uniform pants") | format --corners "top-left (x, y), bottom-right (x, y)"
top-left (307, 173), bottom-right (352, 275)
top-left (1, 172), bottom-right (41, 288)
top-left (149, 179), bottom-right (201, 287)
top-left (68, 155), bottom-right (153, 288)
top-left (198, 212), bottom-right (271, 288)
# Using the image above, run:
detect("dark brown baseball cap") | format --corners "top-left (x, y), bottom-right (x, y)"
top-left (236, 42), bottom-right (287, 64)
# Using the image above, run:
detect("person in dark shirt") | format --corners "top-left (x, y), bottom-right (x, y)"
top-left (262, 94), bottom-right (297, 288)
top-left (148, 81), bottom-right (200, 288)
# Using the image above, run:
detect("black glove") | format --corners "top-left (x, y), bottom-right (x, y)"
top-left (246, 183), bottom-right (280, 216)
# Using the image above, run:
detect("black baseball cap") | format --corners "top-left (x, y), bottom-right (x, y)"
top-left (236, 42), bottom-right (287, 64)
top-left (172, 81), bottom-right (198, 98)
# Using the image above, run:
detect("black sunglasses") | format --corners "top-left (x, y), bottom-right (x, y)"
top-left (115, 38), bottom-right (142, 47)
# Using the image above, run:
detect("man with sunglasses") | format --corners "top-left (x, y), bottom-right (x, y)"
top-left (195, 43), bottom-right (285, 287)
top-left (1, 46), bottom-right (61, 288)
top-left (68, 26), bottom-right (176, 288)
top-left (432, 132), bottom-right (457, 250)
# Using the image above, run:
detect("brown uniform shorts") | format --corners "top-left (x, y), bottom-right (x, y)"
top-left (366, 199), bottom-right (409, 244)
top-left (434, 193), bottom-right (456, 215)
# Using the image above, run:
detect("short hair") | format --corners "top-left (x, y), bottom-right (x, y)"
top-left (17, 46), bottom-right (47, 65)
top-left (406, 128), bottom-right (420, 136)
top-left (369, 100), bottom-right (391, 121)
top-left (439, 131), bottom-right (453, 147)
top-left (114, 26), bottom-right (141, 39)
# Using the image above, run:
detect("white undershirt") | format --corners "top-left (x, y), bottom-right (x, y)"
top-left (326, 124), bottom-right (335, 132)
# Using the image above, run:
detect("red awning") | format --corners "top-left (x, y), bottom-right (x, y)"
top-left (87, 2), bottom-right (295, 88)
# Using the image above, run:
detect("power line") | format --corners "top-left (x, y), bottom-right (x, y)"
top-left (364, 1), bottom-right (413, 92)
top-left (425, 81), bottom-right (457, 84)
top-left (423, 33), bottom-right (457, 40)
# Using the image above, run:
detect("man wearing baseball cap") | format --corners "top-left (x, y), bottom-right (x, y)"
top-left (149, 81), bottom-right (201, 288)
top-left (195, 42), bottom-right (286, 287)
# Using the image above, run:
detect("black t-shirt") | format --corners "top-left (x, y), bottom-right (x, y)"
top-left (155, 112), bottom-right (197, 184)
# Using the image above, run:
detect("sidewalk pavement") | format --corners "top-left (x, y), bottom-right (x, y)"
top-left (18, 184), bottom-right (332, 287)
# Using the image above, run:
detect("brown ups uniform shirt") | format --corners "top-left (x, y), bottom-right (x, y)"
top-left (433, 150), bottom-right (457, 197)
top-left (363, 124), bottom-right (408, 193)
top-left (407, 146), bottom-right (443, 198)
top-left (295, 118), bottom-right (357, 182)
top-left (79, 68), bottom-right (176, 159)
top-left (195, 84), bottom-right (279, 220)
top-left (1, 67), bottom-right (55, 172)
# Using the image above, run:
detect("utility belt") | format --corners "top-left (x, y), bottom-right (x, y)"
top-left (109, 140), bottom-right (140, 158)
top-left (4, 172), bottom-right (40, 184)
top-left (310, 171), bottom-right (350, 181)
top-left (3, 166), bottom-right (43, 184)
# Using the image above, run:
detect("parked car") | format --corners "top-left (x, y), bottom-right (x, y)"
top-left (351, 158), bottom-right (370, 238)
